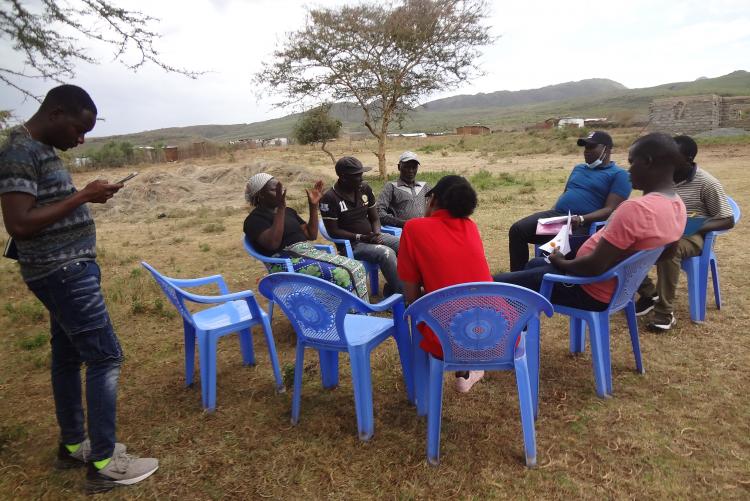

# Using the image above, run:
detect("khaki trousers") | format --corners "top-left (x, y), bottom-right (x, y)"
top-left (638, 234), bottom-right (704, 315)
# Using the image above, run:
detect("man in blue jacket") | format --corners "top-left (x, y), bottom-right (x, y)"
top-left (507, 131), bottom-right (632, 271)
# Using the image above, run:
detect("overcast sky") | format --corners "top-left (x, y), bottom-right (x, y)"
top-left (1, 0), bottom-right (748, 137)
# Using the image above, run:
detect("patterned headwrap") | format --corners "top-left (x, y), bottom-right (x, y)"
top-left (245, 172), bottom-right (274, 205)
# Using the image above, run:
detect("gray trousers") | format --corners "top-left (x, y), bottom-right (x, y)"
top-left (352, 233), bottom-right (402, 294)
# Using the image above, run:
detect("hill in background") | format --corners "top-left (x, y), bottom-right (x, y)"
top-left (82, 70), bottom-right (750, 150)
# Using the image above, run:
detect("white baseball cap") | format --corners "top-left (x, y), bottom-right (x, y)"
top-left (398, 151), bottom-right (420, 164)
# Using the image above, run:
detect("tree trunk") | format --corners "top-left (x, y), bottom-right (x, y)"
top-left (376, 135), bottom-right (387, 179)
top-left (321, 140), bottom-right (336, 164)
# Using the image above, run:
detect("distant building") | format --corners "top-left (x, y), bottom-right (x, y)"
top-left (649, 94), bottom-right (750, 134)
top-left (557, 118), bottom-right (585, 128)
top-left (164, 146), bottom-right (179, 162)
top-left (387, 132), bottom-right (427, 138)
top-left (74, 157), bottom-right (92, 168)
top-left (456, 125), bottom-right (490, 135)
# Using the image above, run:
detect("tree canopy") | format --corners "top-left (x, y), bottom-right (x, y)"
top-left (293, 104), bottom-right (342, 163)
top-left (255, 0), bottom-right (492, 178)
top-left (0, 0), bottom-right (200, 101)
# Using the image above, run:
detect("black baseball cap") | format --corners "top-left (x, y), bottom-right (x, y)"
top-left (577, 131), bottom-right (613, 148)
top-left (335, 156), bottom-right (372, 176)
top-left (425, 174), bottom-right (468, 198)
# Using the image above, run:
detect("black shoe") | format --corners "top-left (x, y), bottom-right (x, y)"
top-left (647, 312), bottom-right (676, 333)
top-left (635, 295), bottom-right (658, 316)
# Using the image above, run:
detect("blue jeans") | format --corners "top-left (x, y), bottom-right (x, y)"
top-left (352, 233), bottom-right (402, 293)
top-left (26, 260), bottom-right (123, 461)
top-left (493, 258), bottom-right (608, 311)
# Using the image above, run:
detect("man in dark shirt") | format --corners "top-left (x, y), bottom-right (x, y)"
top-left (320, 156), bottom-right (402, 294)
top-left (0, 85), bottom-right (157, 494)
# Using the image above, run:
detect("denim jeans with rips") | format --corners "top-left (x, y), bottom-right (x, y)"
top-left (26, 260), bottom-right (123, 462)
top-left (352, 233), bottom-right (402, 294)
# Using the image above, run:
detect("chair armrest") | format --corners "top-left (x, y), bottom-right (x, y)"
top-left (364, 293), bottom-right (404, 313)
top-left (381, 225), bottom-right (402, 236)
top-left (589, 221), bottom-right (606, 235)
top-left (179, 288), bottom-right (257, 305)
top-left (539, 270), bottom-right (614, 300)
top-left (314, 244), bottom-right (335, 254)
top-left (169, 275), bottom-right (230, 294)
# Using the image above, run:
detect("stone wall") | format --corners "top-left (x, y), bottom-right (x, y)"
top-left (649, 94), bottom-right (750, 134)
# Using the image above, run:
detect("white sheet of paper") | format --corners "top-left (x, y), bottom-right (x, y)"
top-left (537, 215), bottom-right (569, 225)
top-left (539, 212), bottom-right (572, 256)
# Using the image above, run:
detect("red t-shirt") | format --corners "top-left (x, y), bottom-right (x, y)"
top-left (578, 192), bottom-right (687, 303)
top-left (398, 209), bottom-right (493, 357)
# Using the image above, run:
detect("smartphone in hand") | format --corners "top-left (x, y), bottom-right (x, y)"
top-left (116, 172), bottom-right (138, 184)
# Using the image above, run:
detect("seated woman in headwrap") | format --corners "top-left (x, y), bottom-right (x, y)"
top-left (243, 172), bottom-right (369, 301)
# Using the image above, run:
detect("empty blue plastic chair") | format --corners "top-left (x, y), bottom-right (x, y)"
top-left (242, 237), bottom-right (335, 317)
top-left (142, 262), bottom-right (283, 411)
top-left (317, 220), bottom-right (381, 294)
top-left (681, 196), bottom-right (740, 322)
top-left (258, 273), bottom-right (414, 440)
top-left (404, 282), bottom-right (553, 467)
top-left (381, 225), bottom-right (403, 237)
top-left (539, 247), bottom-right (664, 398)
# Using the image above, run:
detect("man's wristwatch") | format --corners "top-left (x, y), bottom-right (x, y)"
top-left (578, 215), bottom-right (585, 225)
top-left (355, 234), bottom-right (361, 242)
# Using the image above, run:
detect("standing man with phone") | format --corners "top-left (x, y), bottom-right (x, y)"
top-left (0, 85), bottom-right (158, 494)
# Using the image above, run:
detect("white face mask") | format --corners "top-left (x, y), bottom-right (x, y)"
top-left (586, 146), bottom-right (608, 169)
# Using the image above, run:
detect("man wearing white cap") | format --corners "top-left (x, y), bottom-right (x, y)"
top-left (376, 151), bottom-right (431, 228)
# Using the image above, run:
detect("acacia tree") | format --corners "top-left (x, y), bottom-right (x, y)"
top-left (293, 104), bottom-right (342, 163)
top-left (255, 0), bottom-right (492, 178)
top-left (0, 0), bottom-right (200, 101)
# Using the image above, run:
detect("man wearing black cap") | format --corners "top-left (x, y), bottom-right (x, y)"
top-left (506, 130), bottom-right (631, 271)
top-left (320, 156), bottom-right (402, 295)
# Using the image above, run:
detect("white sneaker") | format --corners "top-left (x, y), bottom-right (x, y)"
top-left (454, 371), bottom-right (484, 393)
top-left (86, 449), bottom-right (158, 494)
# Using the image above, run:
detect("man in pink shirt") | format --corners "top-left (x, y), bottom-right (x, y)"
top-left (493, 133), bottom-right (687, 308)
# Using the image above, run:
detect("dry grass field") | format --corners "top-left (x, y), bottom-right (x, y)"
top-left (0, 133), bottom-right (748, 500)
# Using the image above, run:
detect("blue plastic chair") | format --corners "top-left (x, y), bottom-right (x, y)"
top-left (142, 262), bottom-right (283, 411)
top-left (258, 273), bottom-right (414, 441)
top-left (681, 196), bottom-right (740, 322)
top-left (381, 225), bottom-right (403, 237)
top-left (242, 237), bottom-right (335, 318)
top-left (404, 282), bottom-right (553, 466)
top-left (317, 221), bottom-right (381, 294)
top-left (539, 247), bottom-right (664, 398)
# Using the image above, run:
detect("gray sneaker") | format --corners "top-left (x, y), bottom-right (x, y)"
top-left (55, 440), bottom-right (126, 470)
top-left (85, 449), bottom-right (158, 494)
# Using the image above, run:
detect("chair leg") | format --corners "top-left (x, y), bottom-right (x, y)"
top-left (586, 315), bottom-right (611, 398)
top-left (426, 357), bottom-right (445, 466)
top-left (197, 332), bottom-right (209, 409)
top-left (291, 343), bottom-right (305, 425)
top-left (514, 356), bottom-right (538, 468)
top-left (684, 258), bottom-right (703, 323)
top-left (205, 335), bottom-right (219, 411)
top-left (267, 300), bottom-right (275, 320)
top-left (260, 314), bottom-right (284, 392)
top-left (392, 305), bottom-right (415, 405)
top-left (318, 350), bottom-right (340, 389)
top-left (524, 320), bottom-right (541, 420)
top-left (349, 346), bottom-right (375, 441)
top-left (413, 333), bottom-right (429, 417)
top-left (569, 317), bottom-right (586, 354)
top-left (239, 328), bottom-right (256, 366)
top-left (183, 322), bottom-right (196, 387)
top-left (624, 302), bottom-right (644, 374)
top-left (710, 257), bottom-right (721, 310)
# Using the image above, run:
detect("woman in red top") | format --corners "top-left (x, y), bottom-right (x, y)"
top-left (397, 175), bottom-right (491, 392)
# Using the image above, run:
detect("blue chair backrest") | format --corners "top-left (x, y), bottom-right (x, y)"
top-left (142, 262), bottom-right (195, 326)
top-left (404, 283), bottom-right (553, 365)
top-left (258, 273), bottom-right (367, 347)
top-left (607, 247), bottom-right (664, 312)
top-left (728, 196), bottom-right (741, 225)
